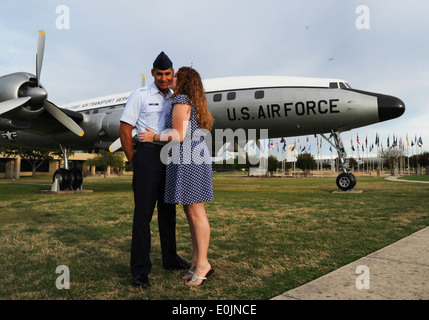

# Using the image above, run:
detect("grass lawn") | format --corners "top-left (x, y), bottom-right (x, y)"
top-left (0, 173), bottom-right (428, 300)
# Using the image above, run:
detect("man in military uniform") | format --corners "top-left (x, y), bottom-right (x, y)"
top-left (119, 52), bottom-right (190, 288)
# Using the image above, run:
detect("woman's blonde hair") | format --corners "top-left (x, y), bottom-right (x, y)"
top-left (173, 67), bottom-right (214, 131)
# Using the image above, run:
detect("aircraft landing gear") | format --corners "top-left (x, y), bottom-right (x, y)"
top-left (336, 172), bottom-right (357, 191)
top-left (51, 145), bottom-right (83, 191)
top-left (321, 130), bottom-right (356, 191)
top-left (52, 167), bottom-right (83, 191)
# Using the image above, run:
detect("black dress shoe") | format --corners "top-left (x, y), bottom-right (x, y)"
top-left (164, 255), bottom-right (191, 270)
top-left (133, 274), bottom-right (150, 288)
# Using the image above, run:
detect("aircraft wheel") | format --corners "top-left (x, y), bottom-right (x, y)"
top-left (70, 168), bottom-right (83, 190)
top-left (349, 173), bottom-right (357, 189)
top-left (53, 168), bottom-right (72, 190)
top-left (336, 173), bottom-right (354, 191)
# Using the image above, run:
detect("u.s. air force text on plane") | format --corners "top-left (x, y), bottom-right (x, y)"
top-left (226, 99), bottom-right (340, 121)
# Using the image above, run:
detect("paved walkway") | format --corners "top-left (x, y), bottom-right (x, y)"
top-left (384, 175), bottom-right (429, 184)
top-left (273, 176), bottom-right (429, 300)
top-left (272, 226), bottom-right (429, 300)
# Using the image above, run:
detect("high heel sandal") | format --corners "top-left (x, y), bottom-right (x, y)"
top-left (182, 266), bottom-right (196, 281)
top-left (186, 269), bottom-right (215, 286)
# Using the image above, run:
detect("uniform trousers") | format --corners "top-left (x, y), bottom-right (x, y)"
top-left (130, 142), bottom-right (178, 277)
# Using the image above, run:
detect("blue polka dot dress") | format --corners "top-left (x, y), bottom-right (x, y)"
top-left (164, 94), bottom-right (214, 205)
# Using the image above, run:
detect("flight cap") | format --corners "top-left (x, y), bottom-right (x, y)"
top-left (153, 51), bottom-right (173, 70)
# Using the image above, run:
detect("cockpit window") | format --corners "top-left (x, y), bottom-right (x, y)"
top-left (330, 82), bottom-right (352, 89)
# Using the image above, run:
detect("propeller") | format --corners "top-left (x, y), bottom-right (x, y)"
top-left (0, 97), bottom-right (31, 114)
top-left (36, 30), bottom-right (45, 85)
top-left (34, 30), bottom-right (84, 136)
top-left (109, 129), bottom-right (136, 152)
top-left (44, 100), bottom-right (84, 136)
top-left (0, 31), bottom-right (84, 136)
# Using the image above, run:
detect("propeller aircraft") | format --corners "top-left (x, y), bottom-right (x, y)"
top-left (0, 31), bottom-right (405, 191)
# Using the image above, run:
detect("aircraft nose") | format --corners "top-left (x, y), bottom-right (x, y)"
top-left (378, 94), bottom-right (405, 122)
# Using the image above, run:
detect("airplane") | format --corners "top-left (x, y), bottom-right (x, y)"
top-left (0, 31), bottom-right (405, 191)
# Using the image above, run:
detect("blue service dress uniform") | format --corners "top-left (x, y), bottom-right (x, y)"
top-left (120, 82), bottom-right (179, 277)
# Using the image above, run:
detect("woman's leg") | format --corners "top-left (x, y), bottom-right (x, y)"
top-left (182, 205), bottom-right (198, 280)
top-left (184, 202), bottom-right (211, 286)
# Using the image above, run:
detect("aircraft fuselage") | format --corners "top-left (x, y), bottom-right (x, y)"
top-left (1, 75), bottom-right (405, 152)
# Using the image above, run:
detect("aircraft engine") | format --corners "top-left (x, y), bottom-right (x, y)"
top-left (0, 31), bottom-right (84, 136)
top-left (0, 72), bottom-right (47, 119)
top-left (99, 110), bottom-right (122, 140)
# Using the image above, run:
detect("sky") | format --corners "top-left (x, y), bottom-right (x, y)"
top-left (1, 0), bottom-right (428, 157)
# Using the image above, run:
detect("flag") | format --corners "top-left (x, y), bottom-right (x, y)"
top-left (351, 137), bottom-right (355, 151)
top-left (391, 134), bottom-right (397, 148)
top-left (375, 133), bottom-right (379, 146)
top-left (357, 134), bottom-right (360, 144)
top-left (417, 136), bottom-right (423, 147)
top-left (406, 134), bottom-right (409, 147)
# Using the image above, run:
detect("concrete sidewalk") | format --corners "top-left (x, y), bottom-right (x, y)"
top-left (272, 226), bottom-right (429, 300)
top-left (384, 175), bottom-right (429, 184)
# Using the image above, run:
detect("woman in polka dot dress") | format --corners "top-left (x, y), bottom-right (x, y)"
top-left (140, 67), bottom-right (214, 286)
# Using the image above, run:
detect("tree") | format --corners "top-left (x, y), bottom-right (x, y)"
top-left (348, 157), bottom-right (358, 171)
top-left (267, 155), bottom-right (280, 174)
top-left (418, 152), bottom-right (429, 174)
top-left (85, 150), bottom-right (125, 178)
top-left (296, 152), bottom-right (316, 176)
top-left (1, 143), bottom-right (52, 178)
top-left (381, 148), bottom-right (404, 175)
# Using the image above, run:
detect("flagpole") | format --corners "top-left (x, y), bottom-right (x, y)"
top-left (357, 134), bottom-right (360, 173)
